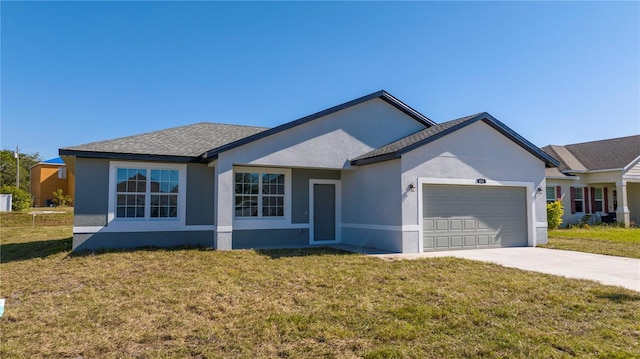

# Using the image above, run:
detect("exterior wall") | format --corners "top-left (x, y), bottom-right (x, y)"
top-left (232, 229), bottom-right (309, 249)
top-left (547, 170), bottom-right (625, 226)
top-left (221, 98), bottom-right (426, 170)
top-left (291, 169), bottom-right (340, 224)
top-left (73, 231), bottom-right (214, 252)
top-left (72, 159), bottom-right (216, 251)
top-left (185, 164), bottom-right (215, 225)
top-left (341, 159), bottom-right (404, 251)
top-left (30, 164), bottom-right (72, 207)
top-left (74, 158), bottom-right (110, 227)
top-left (214, 98), bottom-right (425, 249)
top-left (401, 121), bottom-right (547, 250)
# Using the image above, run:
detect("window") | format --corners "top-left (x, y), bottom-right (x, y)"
top-left (235, 171), bottom-right (285, 218)
top-left (594, 188), bottom-right (603, 212)
top-left (574, 188), bottom-right (584, 213)
top-left (58, 167), bottom-right (67, 179)
top-left (115, 167), bottom-right (180, 219)
top-left (546, 186), bottom-right (556, 204)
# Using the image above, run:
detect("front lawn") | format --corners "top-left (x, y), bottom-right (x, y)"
top-left (1, 225), bottom-right (639, 358)
top-left (544, 227), bottom-right (640, 258)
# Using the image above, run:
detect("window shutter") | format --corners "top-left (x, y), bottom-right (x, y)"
top-left (556, 186), bottom-right (562, 201)
top-left (570, 187), bottom-right (576, 214)
top-left (590, 187), bottom-right (596, 213)
top-left (604, 188), bottom-right (609, 213)
top-left (584, 188), bottom-right (590, 214)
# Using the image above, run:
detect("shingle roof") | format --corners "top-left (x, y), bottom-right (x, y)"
top-left (351, 112), bottom-right (559, 167)
top-left (542, 135), bottom-right (640, 172)
top-left (59, 122), bottom-right (268, 161)
top-left (540, 145), bottom-right (587, 173)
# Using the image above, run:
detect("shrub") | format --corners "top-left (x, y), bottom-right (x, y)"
top-left (0, 185), bottom-right (33, 211)
top-left (546, 200), bottom-right (564, 229)
top-left (52, 188), bottom-right (73, 207)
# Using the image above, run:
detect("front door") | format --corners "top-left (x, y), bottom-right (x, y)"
top-left (310, 180), bottom-right (340, 243)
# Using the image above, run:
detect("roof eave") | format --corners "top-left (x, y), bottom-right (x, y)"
top-left (350, 153), bottom-right (401, 166)
top-left (58, 149), bottom-right (198, 163)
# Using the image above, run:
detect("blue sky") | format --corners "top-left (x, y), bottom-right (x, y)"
top-left (1, 1), bottom-right (639, 161)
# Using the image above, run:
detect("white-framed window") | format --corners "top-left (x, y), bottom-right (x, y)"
top-left (108, 161), bottom-right (186, 225)
top-left (546, 186), bottom-right (556, 204)
top-left (594, 188), bottom-right (603, 212)
top-left (234, 167), bottom-right (290, 220)
top-left (574, 187), bottom-right (584, 213)
top-left (58, 167), bottom-right (67, 179)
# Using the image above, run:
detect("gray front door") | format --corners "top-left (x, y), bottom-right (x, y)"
top-left (313, 183), bottom-right (336, 241)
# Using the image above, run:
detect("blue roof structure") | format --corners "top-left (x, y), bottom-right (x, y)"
top-left (42, 157), bottom-right (65, 164)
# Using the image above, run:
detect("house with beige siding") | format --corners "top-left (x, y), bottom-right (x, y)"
top-left (542, 135), bottom-right (640, 227)
top-left (60, 91), bottom-right (558, 252)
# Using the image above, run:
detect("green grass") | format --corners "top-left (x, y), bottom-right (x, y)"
top-left (1, 226), bottom-right (639, 358)
top-left (544, 227), bottom-right (640, 258)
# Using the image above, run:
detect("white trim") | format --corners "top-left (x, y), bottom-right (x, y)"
top-left (341, 223), bottom-right (419, 232)
top-left (309, 179), bottom-right (341, 244)
top-left (107, 161), bottom-right (187, 230)
top-left (535, 221), bottom-right (548, 228)
top-left (417, 177), bottom-right (536, 252)
top-left (623, 155), bottom-right (640, 171)
top-left (74, 225), bottom-right (215, 234)
top-left (233, 222), bottom-right (309, 230)
top-left (217, 225), bottom-right (233, 233)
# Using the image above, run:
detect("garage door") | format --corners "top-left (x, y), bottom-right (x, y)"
top-left (423, 185), bottom-right (527, 251)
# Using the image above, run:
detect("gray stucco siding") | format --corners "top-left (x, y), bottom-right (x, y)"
top-left (232, 229), bottom-right (309, 249)
top-left (186, 164), bottom-right (215, 225)
top-left (74, 158), bottom-right (110, 227)
top-left (292, 168), bottom-right (341, 223)
top-left (341, 159), bottom-right (403, 226)
top-left (73, 231), bottom-right (214, 252)
top-left (342, 227), bottom-right (403, 253)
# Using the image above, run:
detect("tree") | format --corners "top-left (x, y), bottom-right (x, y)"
top-left (0, 149), bottom-right (41, 191)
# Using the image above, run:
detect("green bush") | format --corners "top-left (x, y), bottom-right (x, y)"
top-left (0, 185), bottom-right (33, 211)
top-left (52, 188), bottom-right (73, 206)
top-left (546, 200), bottom-right (564, 229)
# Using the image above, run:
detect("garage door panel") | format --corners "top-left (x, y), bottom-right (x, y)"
top-left (423, 184), bottom-right (527, 251)
top-left (464, 235), bottom-right (476, 246)
top-left (435, 236), bottom-right (449, 248)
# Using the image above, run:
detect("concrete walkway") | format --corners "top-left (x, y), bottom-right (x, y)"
top-left (371, 247), bottom-right (640, 292)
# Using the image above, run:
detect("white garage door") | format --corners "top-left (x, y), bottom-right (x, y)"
top-left (423, 185), bottom-right (527, 251)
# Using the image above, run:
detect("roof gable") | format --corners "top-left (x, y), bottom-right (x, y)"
top-left (351, 112), bottom-right (559, 167)
top-left (201, 90), bottom-right (435, 160)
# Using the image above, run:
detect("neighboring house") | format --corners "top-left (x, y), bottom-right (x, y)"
top-left (60, 90), bottom-right (558, 253)
top-left (542, 135), bottom-right (640, 227)
top-left (29, 157), bottom-right (75, 207)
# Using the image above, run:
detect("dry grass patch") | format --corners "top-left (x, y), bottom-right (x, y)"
top-left (544, 227), bottom-right (640, 258)
top-left (1, 227), bottom-right (639, 358)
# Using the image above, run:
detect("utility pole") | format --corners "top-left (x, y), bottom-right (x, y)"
top-left (15, 146), bottom-right (19, 188)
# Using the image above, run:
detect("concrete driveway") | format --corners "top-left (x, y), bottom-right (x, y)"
top-left (372, 247), bottom-right (640, 292)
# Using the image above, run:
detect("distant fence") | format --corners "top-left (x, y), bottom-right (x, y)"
top-left (0, 194), bottom-right (12, 212)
